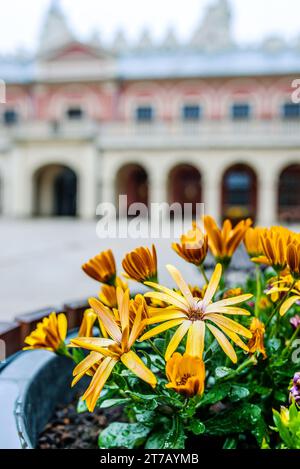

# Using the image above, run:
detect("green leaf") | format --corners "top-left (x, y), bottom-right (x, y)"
top-left (77, 398), bottom-right (88, 414)
top-left (134, 399), bottom-right (158, 411)
top-left (94, 389), bottom-right (120, 409)
top-left (140, 350), bottom-right (153, 370)
top-left (252, 385), bottom-right (272, 398)
top-left (98, 422), bottom-right (151, 449)
top-left (274, 390), bottom-right (287, 403)
top-left (267, 338), bottom-right (281, 354)
top-left (223, 437), bottom-right (237, 449)
top-left (188, 419), bottom-right (205, 435)
top-left (72, 348), bottom-right (86, 365)
top-left (111, 372), bottom-right (128, 389)
top-left (228, 385), bottom-right (250, 402)
top-left (100, 398), bottom-right (130, 409)
top-left (145, 430), bottom-right (168, 449)
top-left (273, 404), bottom-right (300, 449)
top-left (125, 391), bottom-right (158, 409)
top-left (273, 409), bottom-right (295, 449)
top-left (125, 391), bottom-right (157, 401)
top-left (146, 416), bottom-right (186, 449)
top-left (135, 410), bottom-right (156, 424)
top-left (163, 416), bottom-right (186, 449)
top-left (205, 403), bottom-right (267, 445)
top-left (196, 383), bottom-right (231, 408)
top-left (154, 338), bottom-right (166, 353)
top-left (215, 366), bottom-right (232, 379)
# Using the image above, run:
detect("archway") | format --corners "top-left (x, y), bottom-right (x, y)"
top-left (168, 164), bottom-right (202, 216)
top-left (222, 164), bottom-right (257, 223)
top-left (116, 164), bottom-right (149, 214)
top-left (278, 165), bottom-right (300, 223)
top-left (34, 164), bottom-right (78, 217)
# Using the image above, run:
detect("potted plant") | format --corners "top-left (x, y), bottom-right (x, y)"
top-left (22, 216), bottom-right (300, 449)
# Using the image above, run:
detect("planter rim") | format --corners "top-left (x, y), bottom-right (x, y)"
top-left (0, 349), bottom-right (54, 449)
top-left (0, 331), bottom-right (79, 449)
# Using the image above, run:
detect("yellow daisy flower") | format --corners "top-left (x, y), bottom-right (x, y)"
top-left (82, 249), bottom-right (116, 285)
top-left (247, 318), bottom-right (267, 359)
top-left (244, 227), bottom-right (264, 258)
top-left (78, 309), bottom-right (97, 338)
top-left (252, 227), bottom-right (294, 270)
top-left (204, 215), bottom-right (252, 267)
top-left (172, 222), bottom-right (208, 267)
top-left (166, 353), bottom-right (205, 397)
top-left (140, 264), bottom-right (252, 363)
top-left (23, 312), bottom-right (67, 354)
top-left (122, 245), bottom-right (157, 283)
top-left (70, 288), bottom-right (156, 412)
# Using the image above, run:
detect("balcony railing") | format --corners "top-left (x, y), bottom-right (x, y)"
top-left (0, 119), bottom-right (300, 148)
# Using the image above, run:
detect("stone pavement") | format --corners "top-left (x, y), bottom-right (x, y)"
top-left (0, 218), bottom-right (251, 322)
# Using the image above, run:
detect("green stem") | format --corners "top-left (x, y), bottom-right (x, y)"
top-left (182, 397), bottom-right (190, 412)
top-left (199, 264), bottom-right (209, 285)
top-left (282, 326), bottom-right (300, 358)
top-left (266, 280), bottom-right (296, 329)
top-left (219, 274), bottom-right (226, 291)
top-left (57, 343), bottom-right (75, 361)
top-left (222, 356), bottom-right (257, 382)
top-left (148, 339), bottom-right (165, 361)
top-left (254, 265), bottom-right (262, 318)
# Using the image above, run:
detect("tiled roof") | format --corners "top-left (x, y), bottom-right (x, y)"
top-left (0, 58), bottom-right (35, 83)
top-left (118, 49), bottom-right (300, 79)
top-left (1, 48), bottom-right (300, 83)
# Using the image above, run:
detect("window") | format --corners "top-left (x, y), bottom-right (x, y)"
top-left (3, 109), bottom-right (18, 125)
top-left (182, 105), bottom-right (201, 121)
top-left (66, 107), bottom-right (83, 120)
top-left (283, 103), bottom-right (300, 119)
top-left (136, 106), bottom-right (153, 122)
top-left (226, 172), bottom-right (251, 205)
top-left (222, 165), bottom-right (257, 222)
top-left (231, 103), bottom-right (251, 120)
top-left (278, 165), bottom-right (300, 222)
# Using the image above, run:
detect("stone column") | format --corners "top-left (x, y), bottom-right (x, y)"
top-left (257, 171), bottom-right (277, 227)
top-left (11, 146), bottom-right (32, 217)
top-left (149, 167), bottom-right (167, 205)
top-left (202, 167), bottom-right (222, 223)
top-left (78, 146), bottom-right (98, 219)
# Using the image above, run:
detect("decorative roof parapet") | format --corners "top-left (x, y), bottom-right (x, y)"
top-left (38, 0), bottom-right (75, 56)
top-left (111, 29), bottom-right (130, 54)
top-left (189, 0), bottom-right (235, 52)
top-left (160, 27), bottom-right (179, 51)
top-left (135, 27), bottom-right (155, 52)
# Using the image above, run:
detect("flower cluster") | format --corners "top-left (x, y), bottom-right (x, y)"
top-left (290, 372), bottom-right (300, 406)
top-left (23, 216), bottom-right (300, 450)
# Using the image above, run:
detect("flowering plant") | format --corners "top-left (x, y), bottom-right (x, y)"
top-left (24, 217), bottom-right (300, 449)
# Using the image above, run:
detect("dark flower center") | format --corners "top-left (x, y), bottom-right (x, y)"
top-left (189, 300), bottom-right (205, 321)
top-left (176, 374), bottom-right (191, 386)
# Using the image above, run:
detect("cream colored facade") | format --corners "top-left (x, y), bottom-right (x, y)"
top-left (0, 121), bottom-right (298, 225)
top-left (0, 0), bottom-right (300, 225)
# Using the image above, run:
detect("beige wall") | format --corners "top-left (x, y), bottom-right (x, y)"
top-left (0, 138), bottom-right (299, 226)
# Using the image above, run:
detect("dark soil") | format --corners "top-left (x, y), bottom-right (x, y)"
top-left (37, 398), bottom-right (123, 449)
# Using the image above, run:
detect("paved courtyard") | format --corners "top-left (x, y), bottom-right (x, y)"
top-left (0, 218), bottom-right (253, 322)
top-left (0, 218), bottom-right (202, 321)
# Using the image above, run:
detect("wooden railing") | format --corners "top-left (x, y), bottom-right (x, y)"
top-left (0, 300), bottom-right (88, 359)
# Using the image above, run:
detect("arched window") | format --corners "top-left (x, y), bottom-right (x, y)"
top-left (168, 164), bottom-right (202, 216)
top-left (34, 165), bottom-right (77, 217)
top-left (278, 165), bottom-right (300, 223)
top-left (116, 164), bottom-right (149, 215)
top-left (222, 164), bottom-right (257, 222)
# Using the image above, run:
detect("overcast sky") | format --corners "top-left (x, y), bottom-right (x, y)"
top-left (0, 0), bottom-right (299, 54)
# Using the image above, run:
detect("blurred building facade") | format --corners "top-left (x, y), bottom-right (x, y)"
top-left (0, 0), bottom-right (300, 224)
